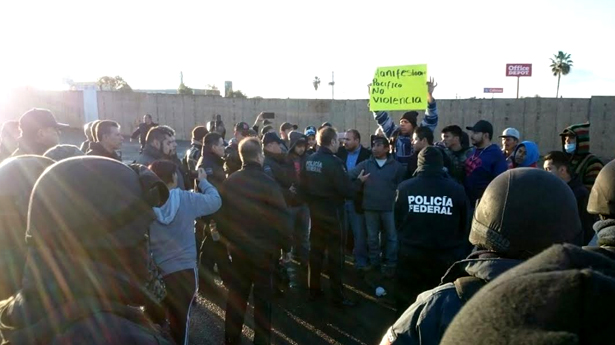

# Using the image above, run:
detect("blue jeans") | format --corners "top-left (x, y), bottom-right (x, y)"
top-left (364, 210), bottom-right (397, 268)
top-left (345, 201), bottom-right (368, 268)
top-left (289, 205), bottom-right (310, 265)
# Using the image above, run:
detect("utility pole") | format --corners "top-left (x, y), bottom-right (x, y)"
top-left (328, 71), bottom-right (335, 100)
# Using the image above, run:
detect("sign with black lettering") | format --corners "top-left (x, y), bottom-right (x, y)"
top-left (370, 64), bottom-right (428, 111)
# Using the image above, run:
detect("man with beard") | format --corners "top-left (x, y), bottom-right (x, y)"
top-left (464, 120), bottom-right (508, 205)
top-left (136, 125), bottom-right (186, 190)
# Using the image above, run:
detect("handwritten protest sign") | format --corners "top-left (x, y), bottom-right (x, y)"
top-left (370, 64), bottom-right (428, 111)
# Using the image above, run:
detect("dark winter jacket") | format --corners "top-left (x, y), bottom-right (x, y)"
top-left (349, 155), bottom-right (405, 211)
top-left (0, 157), bottom-right (170, 344)
top-left (441, 244), bottom-right (615, 345)
top-left (444, 146), bottom-right (472, 185)
top-left (183, 141), bottom-right (203, 176)
top-left (79, 140), bottom-right (91, 153)
top-left (336, 145), bottom-right (371, 168)
top-left (131, 122), bottom-right (158, 149)
top-left (135, 145), bottom-right (186, 190)
top-left (86, 142), bottom-right (121, 161)
top-left (568, 175), bottom-right (597, 244)
top-left (464, 143), bottom-right (508, 205)
top-left (224, 141), bottom-right (242, 177)
top-left (560, 123), bottom-right (604, 191)
top-left (407, 146), bottom-right (453, 179)
top-left (299, 147), bottom-right (361, 207)
top-left (11, 138), bottom-right (51, 157)
top-left (264, 151), bottom-right (298, 206)
top-left (384, 254), bottom-right (521, 345)
top-left (395, 170), bottom-right (470, 253)
top-left (197, 150), bottom-right (226, 190)
top-left (218, 162), bottom-right (290, 261)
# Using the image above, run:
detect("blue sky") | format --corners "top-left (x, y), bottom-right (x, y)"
top-left (0, 0), bottom-right (613, 99)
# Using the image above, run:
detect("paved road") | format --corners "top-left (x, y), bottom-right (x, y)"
top-left (188, 261), bottom-right (397, 345)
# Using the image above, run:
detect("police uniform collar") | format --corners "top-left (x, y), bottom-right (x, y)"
top-left (202, 150), bottom-right (224, 164)
top-left (242, 161), bottom-right (263, 170)
top-left (318, 146), bottom-right (334, 155)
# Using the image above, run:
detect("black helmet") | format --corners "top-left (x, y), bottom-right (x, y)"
top-left (587, 160), bottom-right (615, 217)
top-left (470, 168), bottom-right (583, 258)
top-left (23, 156), bottom-right (168, 304)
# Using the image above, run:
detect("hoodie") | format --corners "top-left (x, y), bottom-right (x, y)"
top-left (560, 123), bottom-right (603, 190)
top-left (149, 179), bottom-right (221, 276)
top-left (512, 141), bottom-right (539, 168)
top-left (464, 143), bottom-right (508, 205)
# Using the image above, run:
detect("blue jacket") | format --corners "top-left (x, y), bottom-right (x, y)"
top-left (512, 140), bottom-right (539, 167)
top-left (464, 144), bottom-right (508, 205)
top-left (373, 101), bottom-right (438, 168)
top-left (383, 256), bottom-right (521, 345)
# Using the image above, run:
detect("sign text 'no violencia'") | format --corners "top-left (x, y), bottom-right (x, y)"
top-left (370, 64), bottom-right (428, 112)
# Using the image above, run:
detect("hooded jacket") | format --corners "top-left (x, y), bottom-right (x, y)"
top-left (395, 169), bottom-right (470, 252)
top-left (511, 140), bottom-right (539, 168)
top-left (150, 179), bottom-right (221, 276)
top-left (384, 254), bottom-right (521, 345)
top-left (441, 244), bottom-right (615, 345)
top-left (349, 155), bottom-right (405, 211)
top-left (560, 123), bottom-right (603, 190)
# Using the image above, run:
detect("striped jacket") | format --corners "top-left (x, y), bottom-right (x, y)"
top-left (560, 122), bottom-right (603, 191)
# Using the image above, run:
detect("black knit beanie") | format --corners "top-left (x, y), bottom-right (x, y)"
top-left (400, 111), bottom-right (418, 126)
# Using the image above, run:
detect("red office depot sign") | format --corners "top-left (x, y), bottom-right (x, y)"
top-left (506, 64), bottom-right (532, 77)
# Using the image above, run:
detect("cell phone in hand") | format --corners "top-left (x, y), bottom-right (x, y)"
top-left (262, 112), bottom-right (275, 119)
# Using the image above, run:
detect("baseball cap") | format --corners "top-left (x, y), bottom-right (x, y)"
top-left (262, 132), bottom-right (284, 146)
top-left (19, 108), bottom-right (69, 135)
top-left (234, 122), bottom-right (250, 135)
top-left (499, 128), bottom-right (520, 140)
top-left (280, 122), bottom-right (295, 132)
top-left (371, 135), bottom-right (389, 148)
top-left (466, 120), bottom-right (494, 137)
top-left (304, 126), bottom-right (317, 137)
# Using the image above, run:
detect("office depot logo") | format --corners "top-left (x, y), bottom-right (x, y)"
top-left (506, 64), bottom-right (532, 77)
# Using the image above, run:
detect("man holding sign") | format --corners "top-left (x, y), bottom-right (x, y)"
top-left (370, 65), bottom-right (438, 169)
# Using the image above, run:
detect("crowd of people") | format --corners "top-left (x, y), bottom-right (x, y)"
top-left (0, 78), bottom-right (614, 345)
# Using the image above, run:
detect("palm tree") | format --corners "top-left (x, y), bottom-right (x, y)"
top-left (550, 51), bottom-right (573, 98)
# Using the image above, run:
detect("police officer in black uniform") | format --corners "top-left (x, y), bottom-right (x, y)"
top-left (300, 126), bottom-right (369, 306)
top-left (394, 146), bottom-right (470, 315)
top-left (218, 137), bottom-right (290, 345)
top-left (183, 125), bottom-right (208, 178)
top-left (224, 122), bottom-right (250, 177)
top-left (195, 132), bottom-right (229, 293)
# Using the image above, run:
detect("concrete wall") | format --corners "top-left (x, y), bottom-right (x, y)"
top-left (1, 90), bottom-right (613, 159)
